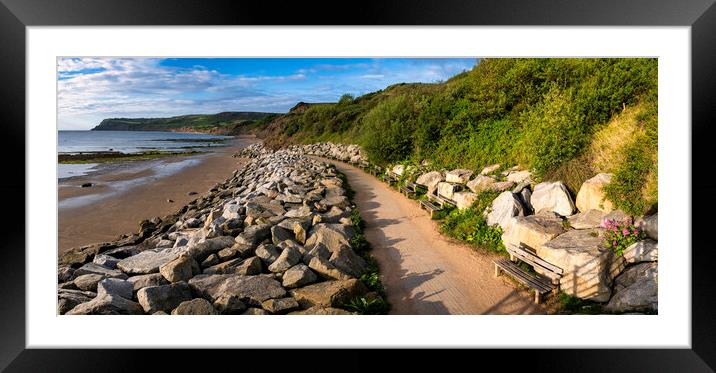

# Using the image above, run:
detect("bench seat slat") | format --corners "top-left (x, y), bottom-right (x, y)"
top-left (495, 259), bottom-right (554, 293)
top-left (507, 244), bottom-right (564, 276)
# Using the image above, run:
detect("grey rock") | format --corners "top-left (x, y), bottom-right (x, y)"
top-left (185, 236), bottom-right (237, 262)
top-left (171, 298), bottom-right (218, 315)
top-left (58, 266), bottom-right (75, 283)
top-left (97, 278), bottom-right (133, 299)
top-left (605, 262), bottom-right (658, 313)
top-left (636, 213), bottom-right (658, 241)
top-left (271, 225), bottom-right (294, 244)
top-left (74, 263), bottom-right (128, 279)
top-left (329, 245), bottom-right (366, 278)
top-left (66, 293), bottom-right (143, 315)
top-left (213, 294), bottom-right (248, 314)
top-left (93, 254), bottom-right (120, 269)
top-left (290, 279), bottom-right (368, 309)
top-left (282, 264), bottom-right (318, 288)
top-left (531, 181), bottom-right (576, 216)
top-left (159, 255), bottom-right (196, 283)
top-left (261, 297), bottom-right (299, 314)
top-left (242, 307), bottom-right (269, 315)
top-left (308, 255), bottom-right (352, 280)
top-left (116, 250), bottom-right (179, 275)
top-left (73, 274), bottom-right (107, 292)
top-left (268, 246), bottom-right (302, 273)
top-left (137, 282), bottom-right (193, 313)
top-left (58, 289), bottom-right (96, 314)
top-left (289, 306), bottom-right (353, 315)
top-left (235, 224), bottom-right (272, 246)
top-left (486, 191), bottom-right (525, 232)
top-left (127, 273), bottom-right (168, 293)
top-left (568, 209), bottom-right (607, 229)
top-left (623, 239), bottom-right (658, 263)
top-left (201, 254), bottom-right (220, 268)
top-left (256, 244), bottom-right (281, 265)
top-left (188, 274), bottom-right (286, 306)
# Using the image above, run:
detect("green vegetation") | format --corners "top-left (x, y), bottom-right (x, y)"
top-left (58, 150), bottom-right (205, 164)
top-left (92, 111), bottom-right (276, 133)
top-left (556, 292), bottom-right (604, 314)
top-left (335, 168), bottom-right (390, 314)
top-left (251, 58), bottom-right (657, 215)
top-left (439, 191), bottom-right (506, 254)
top-left (602, 219), bottom-right (646, 257)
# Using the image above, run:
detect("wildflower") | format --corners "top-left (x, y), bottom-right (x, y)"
top-left (622, 228), bottom-right (629, 236)
top-left (612, 240), bottom-right (617, 247)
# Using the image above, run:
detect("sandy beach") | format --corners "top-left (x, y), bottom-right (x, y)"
top-left (58, 135), bottom-right (259, 253)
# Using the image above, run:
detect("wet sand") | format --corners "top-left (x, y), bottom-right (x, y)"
top-left (58, 136), bottom-right (259, 253)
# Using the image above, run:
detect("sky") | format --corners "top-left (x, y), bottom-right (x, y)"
top-left (57, 57), bottom-right (478, 130)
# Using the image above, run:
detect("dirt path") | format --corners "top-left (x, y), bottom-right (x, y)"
top-left (320, 158), bottom-right (547, 315)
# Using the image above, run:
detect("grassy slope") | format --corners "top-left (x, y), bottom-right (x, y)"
top-left (247, 58), bottom-right (658, 215)
top-left (92, 111), bottom-right (278, 134)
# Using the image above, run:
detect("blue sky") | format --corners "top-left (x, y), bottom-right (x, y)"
top-left (58, 58), bottom-right (478, 130)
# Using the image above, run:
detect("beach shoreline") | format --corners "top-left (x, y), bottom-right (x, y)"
top-left (58, 135), bottom-right (259, 254)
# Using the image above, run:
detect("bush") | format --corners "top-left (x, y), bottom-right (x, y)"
top-left (344, 296), bottom-right (391, 315)
top-left (601, 219), bottom-right (645, 256)
top-left (439, 191), bottom-right (505, 254)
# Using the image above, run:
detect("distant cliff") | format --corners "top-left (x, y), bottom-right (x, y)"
top-left (91, 111), bottom-right (277, 134)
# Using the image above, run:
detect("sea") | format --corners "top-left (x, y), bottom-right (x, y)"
top-left (58, 130), bottom-right (231, 154)
top-left (57, 130), bottom-right (232, 179)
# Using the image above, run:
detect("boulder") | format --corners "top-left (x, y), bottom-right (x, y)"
top-left (188, 274), bottom-right (286, 306)
top-left (506, 170), bottom-right (531, 183)
top-left (636, 213), bottom-right (658, 241)
top-left (256, 244), bottom-right (281, 265)
top-left (212, 294), bottom-right (247, 314)
top-left (538, 228), bottom-right (624, 302)
top-left (217, 248), bottom-right (237, 261)
top-left (436, 182), bottom-right (461, 200)
top-left (320, 195), bottom-right (349, 209)
top-left (186, 236), bottom-right (238, 262)
top-left (308, 256), bottom-right (352, 280)
top-left (58, 289), bottom-right (96, 314)
top-left (415, 171), bottom-right (444, 194)
top-left (453, 191), bottom-right (479, 210)
top-left (261, 297), bottom-right (300, 314)
top-left (575, 173), bottom-right (614, 213)
top-left (623, 240), bottom-right (658, 263)
top-left (490, 181), bottom-right (515, 192)
top-left (502, 212), bottom-right (566, 251)
top-left (73, 274), bottom-right (106, 292)
top-left (74, 263), bottom-right (127, 279)
top-left (271, 225), bottom-right (294, 244)
top-left (603, 210), bottom-right (632, 225)
top-left (329, 246), bottom-right (366, 278)
top-left (242, 308), bottom-right (269, 315)
top-left (171, 298), bottom-right (218, 315)
top-left (159, 255), bottom-right (195, 283)
top-left (391, 164), bottom-right (405, 176)
top-left (127, 273), bottom-right (168, 292)
top-left (445, 169), bottom-right (473, 184)
top-left (235, 224), bottom-right (272, 246)
top-left (480, 164), bottom-right (500, 175)
top-left (136, 282), bottom-right (193, 313)
top-left (58, 266), bottom-right (75, 283)
top-left (268, 246), bottom-right (302, 273)
top-left (277, 218), bottom-right (312, 244)
top-left (93, 254), bottom-right (120, 269)
top-left (531, 181), bottom-right (576, 216)
top-left (466, 175), bottom-right (496, 194)
top-left (568, 209), bottom-right (607, 229)
top-left (201, 254), bottom-right (220, 268)
top-left (117, 250), bottom-right (179, 275)
top-left (290, 279), bottom-right (368, 309)
top-left (485, 191), bottom-right (525, 232)
top-left (289, 306), bottom-right (353, 315)
top-left (282, 264), bottom-right (318, 288)
top-left (203, 258), bottom-right (244, 275)
top-left (284, 205), bottom-right (313, 218)
top-left (604, 262), bottom-right (658, 313)
top-left (96, 278), bottom-right (133, 299)
top-left (304, 224), bottom-right (354, 254)
top-left (66, 293), bottom-right (144, 315)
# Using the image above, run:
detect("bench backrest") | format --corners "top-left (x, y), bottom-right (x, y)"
top-left (508, 243), bottom-right (563, 275)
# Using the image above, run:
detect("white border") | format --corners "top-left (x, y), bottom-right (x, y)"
top-left (28, 27), bottom-right (690, 348)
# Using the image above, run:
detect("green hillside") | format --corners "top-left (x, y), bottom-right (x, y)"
top-left (92, 111), bottom-right (278, 133)
top-left (247, 58), bottom-right (658, 215)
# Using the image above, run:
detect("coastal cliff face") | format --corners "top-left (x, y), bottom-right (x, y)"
top-left (92, 112), bottom-right (277, 133)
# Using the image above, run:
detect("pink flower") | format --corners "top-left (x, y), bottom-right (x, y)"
top-left (612, 240), bottom-right (617, 247)
top-left (622, 228), bottom-right (629, 236)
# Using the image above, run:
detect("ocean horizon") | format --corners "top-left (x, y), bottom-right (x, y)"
top-left (58, 130), bottom-right (232, 154)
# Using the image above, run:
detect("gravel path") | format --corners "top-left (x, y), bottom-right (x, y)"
top-left (320, 158), bottom-right (547, 315)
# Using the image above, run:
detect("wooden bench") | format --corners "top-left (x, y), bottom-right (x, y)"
top-left (400, 185), bottom-right (415, 197)
top-left (384, 171), bottom-right (400, 185)
top-left (419, 199), bottom-right (442, 218)
top-left (431, 193), bottom-right (457, 208)
top-left (494, 243), bottom-right (563, 304)
top-left (405, 181), bottom-right (427, 194)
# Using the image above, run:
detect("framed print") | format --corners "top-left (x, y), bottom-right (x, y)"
top-left (2, 0), bottom-right (716, 371)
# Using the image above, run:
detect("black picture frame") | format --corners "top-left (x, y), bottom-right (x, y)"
top-left (2, 0), bottom-right (715, 371)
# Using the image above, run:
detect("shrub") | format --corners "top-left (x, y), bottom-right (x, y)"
top-left (344, 296), bottom-right (391, 315)
top-left (439, 191), bottom-right (505, 254)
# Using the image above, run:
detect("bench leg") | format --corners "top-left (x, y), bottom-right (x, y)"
top-left (534, 291), bottom-right (542, 304)
top-left (494, 263), bottom-right (501, 278)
